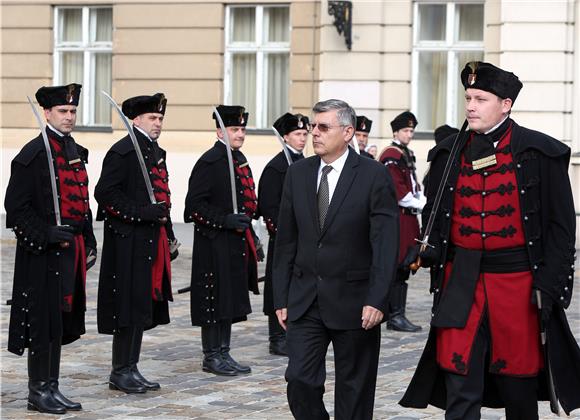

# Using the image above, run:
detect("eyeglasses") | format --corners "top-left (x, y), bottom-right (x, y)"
top-left (310, 123), bottom-right (347, 133)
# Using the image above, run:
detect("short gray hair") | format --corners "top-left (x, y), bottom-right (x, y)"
top-left (312, 99), bottom-right (356, 128)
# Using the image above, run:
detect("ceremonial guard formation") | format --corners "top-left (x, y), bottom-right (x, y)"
top-left (354, 115), bottom-right (374, 158)
top-left (95, 93), bottom-right (177, 394)
top-left (258, 112), bottom-right (308, 356)
top-left (400, 62), bottom-right (580, 419)
top-left (379, 111), bottom-right (424, 332)
top-left (3, 62), bottom-right (578, 419)
top-left (184, 105), bottom-right (260, 376)
top-left (5, 84), bottom-right (96, 414)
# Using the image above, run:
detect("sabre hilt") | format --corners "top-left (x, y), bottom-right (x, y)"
top-left (409, 237), bottom-right (434, 272)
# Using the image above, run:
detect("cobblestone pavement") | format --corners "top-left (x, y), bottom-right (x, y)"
top-left (1, 224), bottom-right (579, 419)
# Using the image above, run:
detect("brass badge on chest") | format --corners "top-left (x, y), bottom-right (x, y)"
top-left (472, 154), bottom-right (497, 170)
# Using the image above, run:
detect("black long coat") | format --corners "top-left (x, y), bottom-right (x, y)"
top-left (184, 141), bottom-right (259, 327)
top-left (257, 150), bottom-right (302, 315)
top-left (94, 129), bottom-right (174, 334)
top-left (400, 120), bottom-right (580, 415)
top-left (5, 134), bottom-right (96, 355)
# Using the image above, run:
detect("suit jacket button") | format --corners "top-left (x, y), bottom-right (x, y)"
top-left (317, 242), bottom-right (322, 249)
top-left (317, 275), bottom-right (322, 281)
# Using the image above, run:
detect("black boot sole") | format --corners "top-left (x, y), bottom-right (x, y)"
top-left (27, 402), bottom-right (66, 414)
top-left (202, 366), bottom-right (238, 376)
top-left (108, 382), bottom-right (147, 394)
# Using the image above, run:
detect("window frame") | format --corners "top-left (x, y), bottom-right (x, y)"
top-left (411, 1), bottom-right (484, 132)
top-left (53, 5), bottom-right (113, 128)
top-left (223, 4), bottom-right (291, 129)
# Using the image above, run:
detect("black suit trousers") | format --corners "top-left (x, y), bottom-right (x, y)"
top-left (285, 300), bottom-right (381, 420)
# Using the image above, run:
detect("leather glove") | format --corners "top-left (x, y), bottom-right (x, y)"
top-left (47, 225), bottom-right (75, 244)
top-left (224, 214), bottom-right (251, 230)
top-left (418, 243), bottom-right (441, 268)
top-left (402, 245), bottom-right (419, 271)
top-left (139, 203), bottom-right (167, 222)
top-left (169, 238), bottom-right (181, 261)
top-left (256, 243), bottom-right (265, 262)
top-left (86, 247), bottom-right (97, 270)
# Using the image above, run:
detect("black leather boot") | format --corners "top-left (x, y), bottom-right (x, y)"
top-left (129, 327), bottom-right (160, 390)
top-left (268, 315), bottom-right (287, 356)
top-left (220, 320), bottom-right (251, 374)
top-left (109, 328), bottom-right (147, 393)
top-left (49, 339), bottom-right (82, 410)
top-left (387, 282), bottom-right (421, 332)
top-left (28, 349), bottom-right (66, 414)
top-left (201, 325), bottom-right (237, 376)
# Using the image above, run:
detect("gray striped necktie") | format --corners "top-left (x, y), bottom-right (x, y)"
top-left (318, 165), bottom-right (333, 229)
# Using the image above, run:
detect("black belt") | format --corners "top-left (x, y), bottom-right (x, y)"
top-left (432, 245), bottom-right (530, 329)
top-left (400, 207), bottom-right (420, 215)
top-left (447, 245), bottom-right (529, 273)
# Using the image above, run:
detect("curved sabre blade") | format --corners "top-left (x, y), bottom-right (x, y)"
top-left (271, 126), bottom-right (293, 166)
top-left (101, 91), bottom-right (156, 204)
top-left (213, 107), bottom-right (238, 214)
top-left (26, 96), bottom-right (61, 225)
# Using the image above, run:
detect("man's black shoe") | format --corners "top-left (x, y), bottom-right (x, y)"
top-left (202, 356), bottom-right (238, 376)
top-left (221, 352), bottom-right (251, 374)
top-left (387, 315), bottom-right (422, 332)
top-left (269, 340), bottom-right (288, 356)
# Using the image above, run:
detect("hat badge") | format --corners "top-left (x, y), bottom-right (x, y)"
top-left (361, 122), bottom-right (366, 130)
top-left (66, 85), bottom-right (75, 104)
top-left (297, 117), bottom-right (303, 128)
top-left (239, 113), bottom-right (245, 125)
top-left (408, 119), bottom-right (413, 127)
top-left (467, 61), bottom-right (478, 86)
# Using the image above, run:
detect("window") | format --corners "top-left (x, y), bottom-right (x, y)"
top-left (54, 6), bottom-right (113, 127)
top-left (412, 2), bottom-right (484, 131)
top-left (224, 5), bottom-right (290, 128)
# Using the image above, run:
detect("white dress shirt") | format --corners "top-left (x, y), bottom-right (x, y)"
top-left (317, 147), bottom-right (350, 203)
top-left (135, 125), bottom-right (154, 143)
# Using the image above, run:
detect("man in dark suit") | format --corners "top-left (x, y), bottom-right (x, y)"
top-left (273, 99), bottom-right (399, 419)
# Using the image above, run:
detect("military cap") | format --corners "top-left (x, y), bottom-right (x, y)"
top-left (35, 83), bottom-right (82, 109)
top-left (122, 93), bottom-right (167, 119)
top-left (355, 116), bottom-right (372, 133)
top-left (390, 111), bottom-right (418, 132)
top-left (434, 124), bottom-right (459, 144)
top-left (461, 61), bottom-right (523, 103)
top-left (213, 105), bottom-right (248, 128)
top-left (273, 112), bottom-right (310, 136)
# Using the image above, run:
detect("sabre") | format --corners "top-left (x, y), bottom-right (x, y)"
top-left (213, 107), bottom-right (238, 214)
top-left (27, 96), bottom-right (62, 226)
top-left (102, 91), bottom-right (156, 205)
top-left (350, 135), bottom-right (361, 155)
top-left (410, 119), bottom-right (468, 271)
top-left (271, 126), bottom-right (292, 166)
top-left (536, 290), bottom-right (561, 416)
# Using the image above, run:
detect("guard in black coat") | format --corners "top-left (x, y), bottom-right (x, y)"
top-left (400, 62), bottom-right (580, 419)
top-left (184, 105), bottom-right (260, 376)
top-left (95, 93), bottom-right (177, 394)
top-left (258, 112), bottom-right (308, 356)
top-left (5, 84), bottom-right (97, 414)
top-left (273, 100), bottom-right (399, 419)
top-left (355, 115), bottom-right (374, 159)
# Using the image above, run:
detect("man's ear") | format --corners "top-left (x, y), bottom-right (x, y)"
top-left (216, 127), bottom-right (224, 139)
top-left (501, 98), bottom-right (513, 115)
top-left (344, 125), bottom-right (354, 142)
